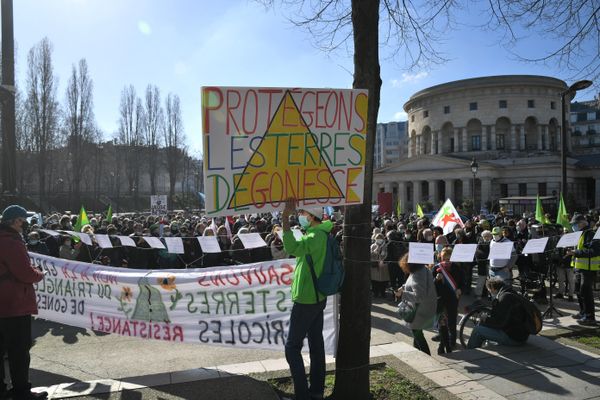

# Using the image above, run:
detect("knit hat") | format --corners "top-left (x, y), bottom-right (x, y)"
top-left (1, 205), bottom-right (34, 222)
top-left (298, 207), bottom-right (323, 219)
top-left (491, 227), bottom-right (501, 235)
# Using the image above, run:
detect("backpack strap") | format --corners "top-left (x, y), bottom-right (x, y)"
top-left (306, 254), bottom-right (320, 304)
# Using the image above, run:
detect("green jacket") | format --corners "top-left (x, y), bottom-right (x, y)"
top-left (283, 220), bottom-right (333, 304)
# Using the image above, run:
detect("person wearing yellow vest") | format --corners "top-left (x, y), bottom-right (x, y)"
top-left (566, 214), bottom-right (599, 326)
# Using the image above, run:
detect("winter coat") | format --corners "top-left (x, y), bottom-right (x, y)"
top-left (283, 220), bottom-right (333, 304)
top-left (0, 225), bottom-right (44, 317)
top-left (401, 265), bottom-right (437, 330)
top-left (370, 242), bottom-right (390, 282)
top-left (482, 285), bottom-right (529, 342)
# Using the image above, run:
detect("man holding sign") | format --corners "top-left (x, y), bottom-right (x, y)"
top-left (281, 198), bottom-right (331, 400)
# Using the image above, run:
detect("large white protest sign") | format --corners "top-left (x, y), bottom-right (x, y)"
top-left (151, 195), bottom-right (168, 216)
top-left (198, 236), bottom-right (222, 253)
top-left (238, 233), bottom-right (268, 249)
top-left (202, 86), bottom-right (368, 216)
top-left (556, 231), bottom-right (583, 248)
top-left (450, 244), bottom-right (477, 262)
top-left (522, 238), bottom-right (549, 255)
top-left (408, 242), bottom-right (434, 265)
top-left (30, 254), bottom-right (338, 354)
top-left (488, 241), bottom-right (514, 260)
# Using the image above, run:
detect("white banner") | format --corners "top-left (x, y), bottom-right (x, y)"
top-left (150, 195), bottom-right (168, 216)
top-left (30, 253), bottom-right (338, 354)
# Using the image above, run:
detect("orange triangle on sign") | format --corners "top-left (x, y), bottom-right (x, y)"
top-left (228, 91), bottom-right (344, 210)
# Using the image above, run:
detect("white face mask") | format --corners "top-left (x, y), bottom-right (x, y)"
top-left (376, 239), bottom-right (384, 245)
top-left (493, 235), bottom-right (502, 241)
top-left (299, 215), bottom-right (310, 228)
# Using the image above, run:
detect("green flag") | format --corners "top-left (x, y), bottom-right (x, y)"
top-left (416, 203), bottom-right (424, 218)
top-left (556, 194), bottom-right (570, 231)
top-left (106, 204), bottom-right (112, 223)
top-left (73, 206), bottom-right (89, 233)
top-left (535, 195), bottom-right (550, 225)
top-left (396, 199), bottom-right (402, 216)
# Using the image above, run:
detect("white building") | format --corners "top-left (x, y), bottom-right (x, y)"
top-left (374, 75), bottom-right (600, 213)
top-left (375, 121), bottom-right (407, 169)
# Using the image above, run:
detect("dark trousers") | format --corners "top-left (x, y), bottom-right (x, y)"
top-left (412, 329), bottom-right (430, 355)
top-left (285, 301), bottom-right (326, 400)
top-left (388, 263), bottom-right (405, 289)
top-left (575, 269), bottom-right (597, 319)
top-left (0, 315), bottom-right (33, 398)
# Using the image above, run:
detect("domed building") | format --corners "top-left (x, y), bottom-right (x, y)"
top-left (374, 75), bottom-right (600, 213)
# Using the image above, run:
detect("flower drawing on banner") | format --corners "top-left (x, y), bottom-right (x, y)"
top-left (158, 275), bottom-right (177, 291)
top-left (157, 275), bottom-right (182, 311)
top-left (117, 286), bottom-right (134, 319)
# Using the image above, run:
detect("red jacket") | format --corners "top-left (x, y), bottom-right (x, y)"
top-left (0, 225), bottom-right (44, 317)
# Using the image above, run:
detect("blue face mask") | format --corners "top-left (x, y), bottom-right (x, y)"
top-left (299, 215), bottom-right (310, 228)
top-left (571, 224), bottom-right (579, 232)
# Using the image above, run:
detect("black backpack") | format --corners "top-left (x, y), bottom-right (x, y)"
top-left (508, 292), bottom-right (543, 334)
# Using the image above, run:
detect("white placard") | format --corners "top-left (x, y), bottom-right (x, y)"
top-left (117, 235), bottom-right (137, 247)
top-left (522, 237), bottom-right (549, 254)
top-left (594, 229), bottom-right (600, 240)
top-left (278, 229), bottom-right (304, 241)
top-left (150, 195), bottom-right (168, 216)
top-left (39, 229), bottom-right (60, 237)
top-left (488, 241), bottom-right (514, 260)
top-left (238, 233), bottom-right (268, 249)
top-left (68, 231), bottom-right (93, 246)
top-left (95, 234), bottom-right (113, 249)
top-left (556, 231), bottom-right (583, 248)
top-left (450, 244), bottom-right (477, 262)
top-left (164, 237), bottom-right (185, 254)
top-left (198, 236), bottom-right (222, 253)
top-left (143, 236), bottom-right (166, 249)
top-left (408, 242), bottom-right (434, 265)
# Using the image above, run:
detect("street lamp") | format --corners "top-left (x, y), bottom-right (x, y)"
top-left (561, 80), bottom-right (593, 201)
top-left (470, 157), bottom-right (478, 215)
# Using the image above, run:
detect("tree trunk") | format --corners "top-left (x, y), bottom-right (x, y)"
top-left (331, 1), bottom-right (381, 399)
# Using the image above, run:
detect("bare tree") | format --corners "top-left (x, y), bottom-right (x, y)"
top-left (25, 37), bottom-right (60, 201)
top-left (64, 58), bottom-right (96, 207)
top-left (163, 93), bottom-right (185, 204)
top-left (117, 85), bottom-right (145, 205)
top-left (144, 84), bottom-right (163, 195)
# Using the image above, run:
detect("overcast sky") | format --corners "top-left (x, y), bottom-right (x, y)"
top-left (12, 0), bottom-right (598, 159)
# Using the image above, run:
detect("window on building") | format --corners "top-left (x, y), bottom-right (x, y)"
top-left (499, 100), bottom-right (507, 109)
top-left (570, 114), bottom-right (577, 123)
top-left (450, 138), bottom-right (455, 152)
top-left (424, 110), bottom-right (429, 118)
top-left (577, 113), bottom-right (586, 122)
top-left (518, 183), bottom-right (527, 196)
top-left (496, 134), bottom-right (505, 150)
top-left (538, 183), bottom-right (547, 196)
top-left (588, 112), bottom-right (596, 121)
top-left (469, 102), bottom-right (478, 111)
top-left (411, 115), bottom-right (415, 122)
top-left (471, 135), bottom-right (481, 151)
top-left (550, 101), bottom-right (556, 110)
top-left (527, 99), bottom-right (535, 108)
top-left (500, 184), bottom-right (508, 198)
top-left (444, 105), bottom-right (450, 114)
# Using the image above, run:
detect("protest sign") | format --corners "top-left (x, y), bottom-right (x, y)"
top-left (151, 195), bottom-right (168, 216)
top-left (202, 86), bottom-right (368, 216)
top-left (556, 231), bottom-right (583, 248)
top-left (522, 237), bottom-right (549, 255)
top-left (450, 244), bottom-right (477, 262)
top-left (408, 242), bottom-right (434, 265)
top-left (30, 254), bottom-right (338, 354)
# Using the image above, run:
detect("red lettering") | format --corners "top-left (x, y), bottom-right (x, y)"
top-left (172, 325), bottom-right (184, 342)
top-left (338, 91), bottom-right (353, 131)
top-left (242, 89), bottom-right (259, 134)
top-left (300, 90), bottom-right (315, 126)
top-left (226, 89), bottom-right (242, 135)
top-left (280, 264), bottom-right (294, 285)
top-left (354, 92), bottom-right (367, 133)
top-left (251, 171), bottom-right (268, 208)
top-left (324, 91), bottom-right (338, 128)
top-left (282, 95), bottom-right (298, 127)
top-left (202, 87), bottom-right (223, 134)
top-left (315, 90), bottom-right (329, 128)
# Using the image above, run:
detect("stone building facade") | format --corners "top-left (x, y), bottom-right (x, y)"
top-left (374, 75), bottom-right (600, 213)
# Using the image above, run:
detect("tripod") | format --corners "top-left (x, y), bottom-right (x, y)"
top-left (542, 259), bottom-right (563, 319)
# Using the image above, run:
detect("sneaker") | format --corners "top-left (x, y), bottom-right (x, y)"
top-left (431, 334), bottom-right (441, 342)
top-left (554, 293), bottom-right (564, 299)
top-left (577, 318), bottom-right (598, 327)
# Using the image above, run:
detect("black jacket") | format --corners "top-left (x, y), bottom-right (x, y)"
top-left (482, 285), bottom-right (529, 342)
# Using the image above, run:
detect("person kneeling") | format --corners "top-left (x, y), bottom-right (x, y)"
top-left (467, 277), bottom-right (529, 349)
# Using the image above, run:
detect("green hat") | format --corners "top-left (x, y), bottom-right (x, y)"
top-left (491, 227), bottom-right (501, 235)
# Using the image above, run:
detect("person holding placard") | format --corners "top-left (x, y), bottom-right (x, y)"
top-left (281, 199), bottom-right (332, 400)
top-left (566, 215), bottom-right (600, 326)
top-left (489, 227), bottom-right (516, 283)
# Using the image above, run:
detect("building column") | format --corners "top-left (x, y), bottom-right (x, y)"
top-left (430, 132), bottom-right (436, 155)
top-left (462, 128), bottom-right (468, 152)
top-left (429, 180), bottom-right (439, 206)
top-left (407, 136), bottom-right (413, 158)
top-left (397, 181), bottom-right (407, 213)
top-left (437, 130), bottom-right (444, 154)
top-left (373, 183), bottom-right (381, 203)
top-left (511, 125), bottom-right (518, 151)
top-left (490, 125), bottom-right (497, 151)
top-left (445, 179), bottom-right (455, 202)
top-left (453, 128), bottom-right (459, 153)
top-left (463, 178), bottom-right (472, 204)
top-left (481, 178), bottom-right (492, 209)
top-left (481, 125), bottom-right (488, 151)
top-left (413, 180), bottom-right (422, 207)
top-left (416, 135), bottom-right (421, 155)
top-left (537, 125), bottom-right (543, 151)
top-left (519, 125), bottom-right (526, 150)
top-left (542, 125), bottom-right (549, 150)
top-left (384, 182), bottom-right (392, 193)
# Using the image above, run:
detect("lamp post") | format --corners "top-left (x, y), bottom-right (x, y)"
top-left (561, 80), bottom-right (593, 201)
top-left (470, 157), bottom-right (478, 215)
